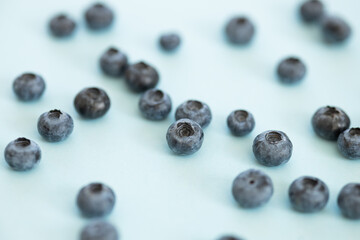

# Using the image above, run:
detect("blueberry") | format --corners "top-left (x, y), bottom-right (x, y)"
top-left (311, 106), bottom-right (350, 141)
top-left (85, 3), bottom-right (114, 30)
top-left (225, 16), bottom-right (255, 45)
top-left (13, 73), bottom-right (45, 101)
top-left (252, 130), bottom-right (293, 167)
top-left (227, 110), bottom-right (255, 136)
top-left (125, 61), bottom-right (159, 93)
top-left (175, 100), bottom-right (212, 128)
top-left (4, 138), bottom-right (41, 171)
top-left (289, 176), bottom-right (329, 213)
top-left (81, 221), bottom-right (119, 240)
top-left (166, 118), bottom-right (204, 155)
top-left (218, 235), bottom-right (244, 240)
top-left (74, 87), bottom-right (111, 119)
top-left (159, 33), bottom-right (181, 51)
top-left (77, 182), bottom-right (116, 218)
top-left (49, 14), bottom-right (76, 37)
top-left (337, 183), bottom-right (360, 219)
top-left (337, 128), bottom-right (360, 160)
top-left (276, 57), bottom-right (307, 84)
top-left (321, 16), bottom-right (352, 44)
top-left (232, 169), bottom-right (273, 208)
top-left (139, 89), bottom-right (172, 120)
top-left (299, 0), bottom-right (325, 23)
top-left (37, 109), bottom-right (74, 142)
top-left (99, 47), bottom-right (128, 77)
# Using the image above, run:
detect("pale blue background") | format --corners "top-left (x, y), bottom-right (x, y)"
top-left (0, 0), bottom-right (359, 239)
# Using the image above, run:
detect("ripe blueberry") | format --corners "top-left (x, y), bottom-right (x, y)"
top-left (277, 57), bottom-right (307, 84)
top-left (337, 183), bottom-right (360, 219)
top-left (227, 110), bottom-right (255, 136)
top-left (166, 119), bottom-right (204, 155)
top-left (225, 16), bottom-right (255, 45)
top-left (4, 138), bottom-right (41, 171)
top-left (100, 47), bottom-right (128, 77)
top-left (289, 176), bottom-right (329, 213)
top-left (74, 87), bottom-right (111, 119)
top-left (299, 0), bottom-right (325, 23)
top-left (337, 128), bottom-right (360, 160)
top-left (49, 14), bottom-right (76, 37)
top-left (159, 33), bottom-right (181, 51)
top-left (253, 130), bottom-right (293, 167)
top-left (85, 3), bottom-right (114, 30)
top-left (81, 220), bottom-right (119, 240)
top-left (321, 16), bottom-right (352, 44)
top-left (37, 109), bottom-right (74, 142)
top-left (125, 61), bottom-right (159, 93)
top-left (311, 106), bottom-right (350, 141)
top-left (77, 182), bottom-right (116, 218)
top-left (139, 89), bottom-right (172, 120)
top-left (232, 169), bottom-right (273, 208)
top-left (13, 73), bottom-right (45, 101)
top-left (175, 100), bottom-right (212, 128)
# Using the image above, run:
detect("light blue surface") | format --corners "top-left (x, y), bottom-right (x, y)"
top-left (0, 0), bottom-right (360, 239)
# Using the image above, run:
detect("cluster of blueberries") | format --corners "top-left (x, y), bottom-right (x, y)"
top-left (4, 0), bottom-right (358, 239)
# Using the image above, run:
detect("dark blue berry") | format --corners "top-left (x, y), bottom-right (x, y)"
top-left (312, 106), bottom-right (350, 141)
top-left (175, 100), bottom-right (212, 128)
top-left (49, 14), bottom-right (76, 37)
top-left (252, 130), bottom-right (293, 167)
top-left (4, 138), bottom-right (41, 171)
top-left (337, 183), bottom-right (360, 219)
top-left (125, 61), bottom-right (159, 93)
top-left (227, 110), bottom-right (255, 136)
top-left (37, 109), bottom-right (74, 142)
top-left (289, 176), bottom-right (329, 213)
top-left (139, 89), bottom-right (172, 120)
top-left (225, 16), bottom-right (255, 45)
top-left (337, 128), bottom-right (360, 160)
top-left (81, 221), bottom-right (119, 240)
top-left (166, 118), bottom-right (204, 155)
top-left (74, 87), bottom-right (111, 119)
top-left (299, 0), bottom-right (325, 23)
top-left (100, 47), bottom-right (128, 77)
top-left (232, 169), bottom-right (273, 208)
top-left (85, 3), bottom-right (114, 30)
top-left (277, 57), bottom-right (307, 84)
top-left (13, 73), bottom-right (45, 101)
top-left (321, 16), bottom-right (352, 44)
top-left (218, 235), bottom-right (244, 240)
top-left (77, 182), bottom-right (116, 218)
top-left (159, 33), bottom-right (181, 51)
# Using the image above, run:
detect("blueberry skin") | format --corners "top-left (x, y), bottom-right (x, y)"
top-left (225, 16), bottom-right (255, 45)
top-left (311, 106), bottom-right (350, 141)
top-left (100, 47), bottom-right (128, 77)
top-left (74, 87), bottom-right (111, 119)
top-left (77, 183), bottom-right (116, 218)
top-left (321, 16), bottom-right (351, 44)
top-left (125, 62), bottom-right (160, 93)
top-left (81, 221), bottom-right (119, 240)
top-left (37, 109), bottom-right (74, 142)
top-left (166, 119), bottom-right (204, 155)
top-left (252, 130), bottom-right (293, 167)
top-left (175, 100), bottom-right (212, 128)
top-left (4, 138), bottom-right (41, 171)
top-left (277, 57), bottom-right (307, 84)
top-left (337, 128), bottom-right (360, 160)
top-left (85, 3), bottom-right (114, 30)
top-left (159, 33), bottom-right (181, 51)
top-left (49, 14), bottom-right (76, 37)
top-left (337, 183), bottom-right (360, 219)
top-left (289, 176), bottom-right (329, 213)
top-left (218, 235), bottom-right (244, 240)
top-left (13, 73), bottom-right (45, 101)
top-left (139, 89), bottom-right (172, 120)
top-left (227, 110), bottom-right (255, 136)
top-left (299, 0), bottom-right (325, 23)
top-left (232, 169), bottom-right (273, 208)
